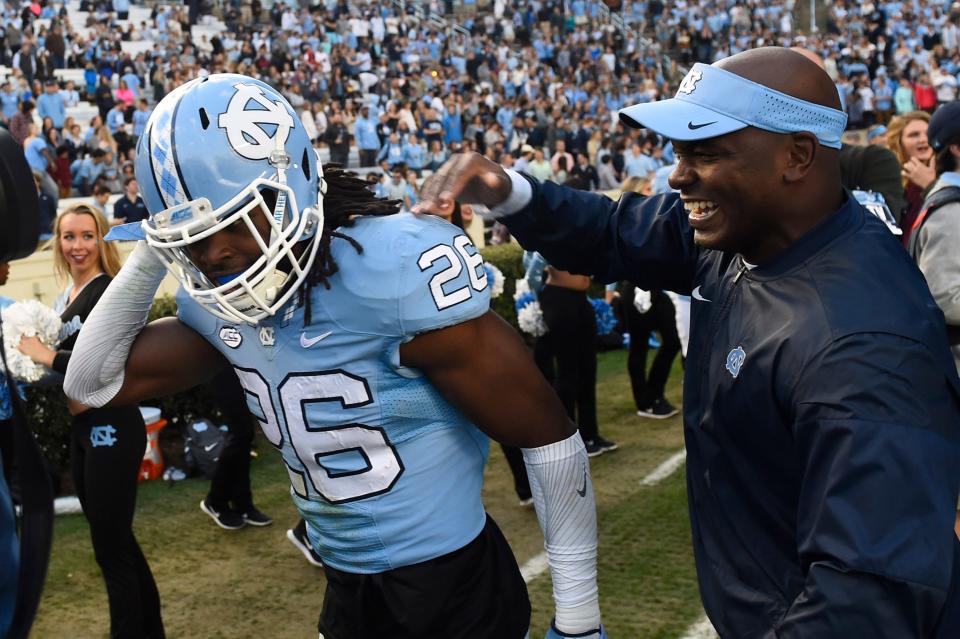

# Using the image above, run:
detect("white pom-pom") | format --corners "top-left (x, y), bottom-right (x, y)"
top-left (514, 278), bottom-right (531, 299)
top-left (633, 288), bottom-right (652, 314)
top-left (1, 300), bottom-right (63, 382)
top-left (485, 263), bottom-right (504, 299)
top-left (517, 300), bottom-right (548, 337)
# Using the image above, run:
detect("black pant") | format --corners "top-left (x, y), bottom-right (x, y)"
top-left (329, 146), bottom-right (350, 167)
top-left (318, 515), bottom-right (530, 639)
top-left (205, 368), bottom-right (254, 512)
top-left (359, 149), bottom-right (378, 167)
top-left (72, 406), bottom-right (164, 639)
top-left (539, 285), bottom-right (598, 441)
top-left (499, 444), bottom-right (531, 501)
top-left (624, 288), bottom-right (681, 409)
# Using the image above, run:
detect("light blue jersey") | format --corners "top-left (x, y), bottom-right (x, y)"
top-left (178, 213), bottom-right (493, 573)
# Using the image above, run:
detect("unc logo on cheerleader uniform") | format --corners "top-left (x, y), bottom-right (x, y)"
top-left (90, 425), bottom-right (118, 447)
top-left (726, 346), bottom-right (746, 378)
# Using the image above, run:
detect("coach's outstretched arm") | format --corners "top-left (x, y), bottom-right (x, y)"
top-left (415, 152), bottom-right (697, 293)
top-left (64, 242), bottom-right (226, 407)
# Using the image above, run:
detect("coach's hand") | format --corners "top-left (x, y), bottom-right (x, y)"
top-left (412, 152), bottom-right (512, 216)
top-left (545, 620), bottom-right (607, 639)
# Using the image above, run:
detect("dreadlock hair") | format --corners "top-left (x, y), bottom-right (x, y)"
top-left (302, 164), bottom-right (402, 325)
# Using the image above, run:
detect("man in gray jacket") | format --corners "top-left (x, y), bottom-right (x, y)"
top-left (912, 100), bottom-right (960, 373)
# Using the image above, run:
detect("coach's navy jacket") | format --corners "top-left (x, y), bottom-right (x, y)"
top-left (504, 178), bottom-right (960, 638)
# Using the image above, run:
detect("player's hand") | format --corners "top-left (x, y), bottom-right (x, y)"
top-left (545, 619), bottom-right (607, 639)
top-left (18, 335), bottom-right (55, 368)
top-left (412, 152), bottom-right (512, 217)
top-left (902, 155), bottom-right (936, 190)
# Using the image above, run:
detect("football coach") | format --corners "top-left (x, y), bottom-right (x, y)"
top-left (416, 47), bottom-right (960, 637)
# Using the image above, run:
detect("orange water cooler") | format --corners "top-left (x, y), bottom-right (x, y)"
top-left (138, 406), bottom-right (168, 482)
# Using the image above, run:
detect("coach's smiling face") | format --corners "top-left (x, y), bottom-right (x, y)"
top-left (666, 49), bottom-right (844, 265)
top-left (669, 127), bottom-right (799, 263)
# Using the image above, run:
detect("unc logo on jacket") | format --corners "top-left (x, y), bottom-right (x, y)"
top-left (177, 213), bottom-right (493, 573)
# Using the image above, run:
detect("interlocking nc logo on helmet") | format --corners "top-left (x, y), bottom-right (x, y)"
top-left (218, 83), bottom-right (295, 161)
top-left (677, 69), bottom-right (703, 95)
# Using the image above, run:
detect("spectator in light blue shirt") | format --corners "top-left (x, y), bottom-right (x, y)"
top-left (132, 99), bottom-right (151, 138)
top-left (36, 80), bottom-right (66, 129)
top-left (495, 101), bottom-right (515, 139)
top-left (0, 83), bottom-right (19, 123)
top-left (120, 68), bottom-right (140, 98)
top-left (403, 133), bottom-right (428, 175)
top-left (377, 132), bottom-right (405, 169)
top-left (622, 143), bottom-right (659, 178)
top-left (25, 130), bottom-right (53, 174)
top-left (105, 104), bottom-right (126, 135)
top-left (354, 104), bottom-right (381, 167)
top-left (442, 103), bottom-right (463, 145)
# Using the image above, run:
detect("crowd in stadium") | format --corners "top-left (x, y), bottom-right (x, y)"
top-left (0, 0), bottom-right (957, 220)
top-left (2, 0), bottom-right (960, 636)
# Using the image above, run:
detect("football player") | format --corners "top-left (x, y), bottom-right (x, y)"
top-left (64, 74), bottom-right (605, 639)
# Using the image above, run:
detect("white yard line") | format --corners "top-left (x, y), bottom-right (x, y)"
top-left (522, 449), bottom-right (689, 585)
top-left (640, 449), bottom-right (687, 486)
top-left (521, 551), bottom-right (550, 584)
top-left (678, 614), bottom-right (719, 639)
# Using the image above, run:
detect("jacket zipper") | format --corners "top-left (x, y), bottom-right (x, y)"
top-left (697, 261), bottom-right (749, 423)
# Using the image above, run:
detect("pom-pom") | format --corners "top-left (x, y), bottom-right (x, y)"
top-left (513, 279), bottom-right (548, 336)
top-left (633, 288), bottom-right (652, 314)
top-left (1, 300), bottom-right (63, 383)
top-left (483, 263), bottom-right (504, 299)
top-left (517, 300), bottom-right (548, 337)
top-left (589, 297), bottom-right (618, 335)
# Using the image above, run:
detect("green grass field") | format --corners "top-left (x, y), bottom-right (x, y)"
top-left (31, 350), bottom-right (704, 638)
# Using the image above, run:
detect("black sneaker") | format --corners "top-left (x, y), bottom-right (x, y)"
top-left (200, 499), bottom-right (245, 530)
top-left (286, 520), bottom-right (324, 568)
top-left (584, 439), bottom-right (604, 458)
top-left (593, 436), bottom-right (618, 452)
top-left (518, 496), bottom-right (534, 508)
top-left (637, 398), bottom-right (679, 419)
top-left (242, 507), bottom-right (274, 527)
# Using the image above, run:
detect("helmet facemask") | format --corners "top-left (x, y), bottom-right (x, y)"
top-left (143, 167), bottom-right (324, 325)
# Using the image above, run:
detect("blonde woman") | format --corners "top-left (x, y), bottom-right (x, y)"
top-left (887, 110), bottom-right (935, 242)
top-left (95, 123), bottom-right (119, 158)
top-left (17, 205), bottom-right (165, 638)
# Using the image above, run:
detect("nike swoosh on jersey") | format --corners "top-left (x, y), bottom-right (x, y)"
top-left (692, 285), bottom-right (711, 302)
top-left (576, 467), bottom-right (587, 497)
top-left (300, 331), bottom-right (333, 348)
top-left (687, 121), bottom-right (717, 130)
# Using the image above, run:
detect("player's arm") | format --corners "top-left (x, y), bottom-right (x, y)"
top-left (64, 242), bottom-right (226, 407)
top-left (104, 318), bottom-right (227, 405)
top-left (401, 311), bottom-right (604, 638)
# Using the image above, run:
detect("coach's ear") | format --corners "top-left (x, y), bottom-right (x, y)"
top-left (0, 127), bottom-right (40, 261)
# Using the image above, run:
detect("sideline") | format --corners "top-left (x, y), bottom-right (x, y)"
top-left (678, 614), bottom-right (718, 639)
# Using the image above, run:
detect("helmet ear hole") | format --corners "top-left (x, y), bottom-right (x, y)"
top-left (199, 108), bottom-right (210, 130)
top-left (301, 148), bottom-right (311, 181)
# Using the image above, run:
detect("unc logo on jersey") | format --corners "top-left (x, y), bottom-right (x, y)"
top-left (90, 425), bottom-right (117, 447)
top-left (218, 83), bottom-right (295, 161)
top-left (678, 69), bottom-right (703, 95)
top-left (259, 326), bottom-right (275, 347)
top-left (219, 326), bottom-right (243, 348)
top-left (726, 346), bottom-right (746, 378)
